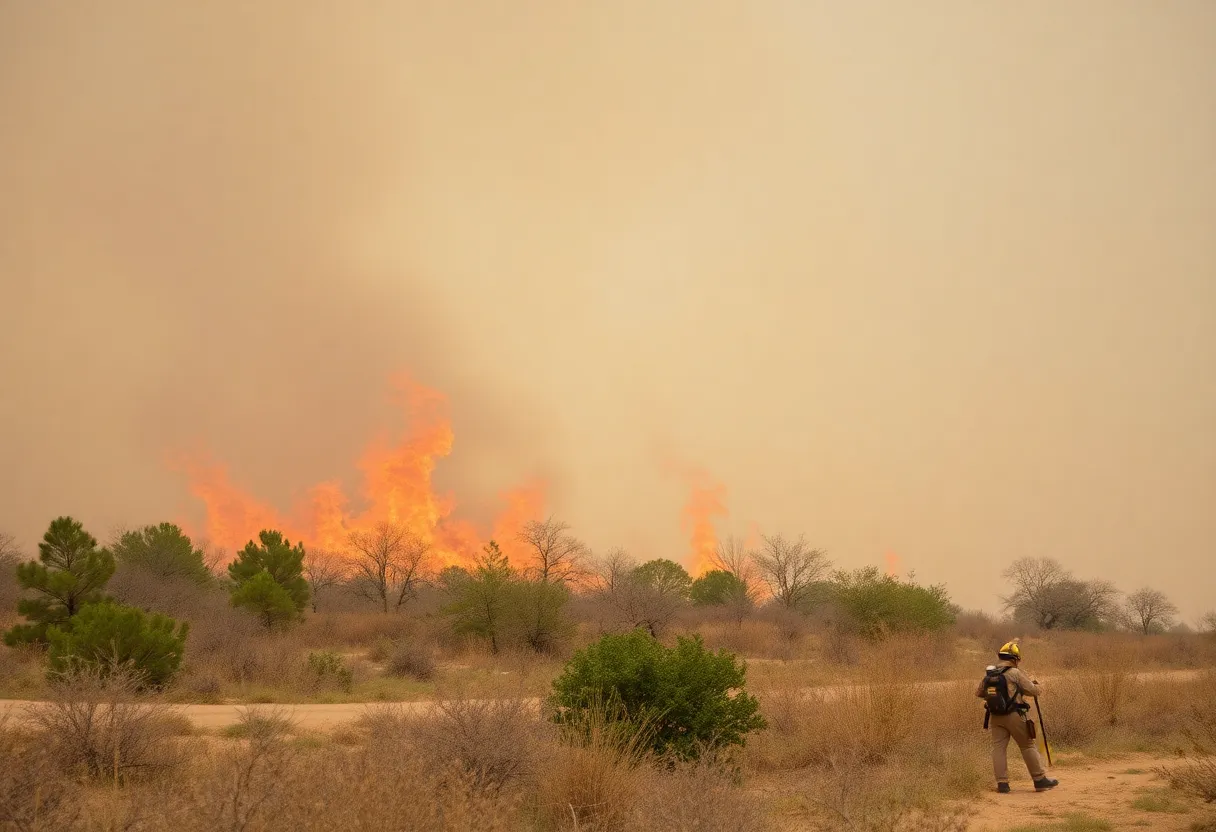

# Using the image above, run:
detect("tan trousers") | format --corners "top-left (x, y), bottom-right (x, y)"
top-left (990, 711), bottom-right (1045, 783)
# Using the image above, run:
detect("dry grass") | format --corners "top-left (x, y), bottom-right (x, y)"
top-left (1158, 699), bottom-right (1216, 804)
top-left (28, 663), bottom-right (192, 783)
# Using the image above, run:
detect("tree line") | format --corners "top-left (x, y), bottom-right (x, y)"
top-left (2, 516), bottom-right (1204, 689)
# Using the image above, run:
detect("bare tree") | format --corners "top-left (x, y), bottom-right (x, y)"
top-left (0, 532), bottom-right (19, 568)
top-left (517, 517), bottom-right (589, 585)
top-left (348, 522), bottom-right (431, 613)
top-left (710, 535), bottom-right (761, 602)
top-left (1200, 611), bottom-right (1216, 634)
top-left (752, 534), bottom-right (831, 610)
top-left (303, 549), bottom-right (347, 613)
top-left (1001, 557), bottom-right (1121, 630)
top-left (196, 538), bottom-right (229, 577)
top-left (592, 549), bottom-right (686, 637)
top-left (1122, 587), bottom-right (1179, 635)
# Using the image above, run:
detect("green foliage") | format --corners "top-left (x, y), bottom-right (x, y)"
top-left (4, 516), bottom-right (116, 647)
top-left (443, 541), bottom-right (516, 653)
top-left (231, 570), bottom-right (300, 629)
top-left (46, 600), bottom-right (189, 688)
top-left (830, 566), bottom-right (956, 640)
top-left (307, 650), bottom-right (353, 692)
top-left (548, 629), bottom-right (767, 760)
top-left (689, 569), bottom-right (746, 606)
top-left (227, 529), bottom-right (309, 620)
top-left (514, 578), bottom-right (573, 655)
top-left (631, 559), bottom-right (692, 599)
top-left (442, 541), bottom-right (572, 654)
top-left (109, 522), bottom-right (213, 586)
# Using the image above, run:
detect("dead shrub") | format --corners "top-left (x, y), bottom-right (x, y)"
top-left (362, 696), bottom-right (544, 795)
top-left (799, 751), bottom-right (970, 832)
top-left (0, 714), bottom-right (80, 832)
top-left (28, 662), bottom-right (188, 783)
top-left (1037, 677), bottom-right (1102, 747)
top-left (1158, 701), bottom-right (1216, 803)
top-left (625, 756), bottom-right (771, 832)
top-left (538, 702), bottom-right (651, 831)
top-left (824, 625), bottom-right (862, 666)
top-left (385, 639), bottom-right (437, 681)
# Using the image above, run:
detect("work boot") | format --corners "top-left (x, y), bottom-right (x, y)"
top-left (1033, 777), bottom-right (1059, 792)
top-left (996, 783), bottom-right (1011, 794)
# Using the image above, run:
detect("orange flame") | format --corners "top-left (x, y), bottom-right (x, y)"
top-left (169, 374), bottom-right (546, 569)
top-left (656, 454), bottom-right (728, 575)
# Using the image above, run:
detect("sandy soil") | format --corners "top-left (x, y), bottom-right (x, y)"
top-left (969, 751), bottom-right (1202, 831)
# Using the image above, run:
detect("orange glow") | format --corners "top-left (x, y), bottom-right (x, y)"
top-left (169, 374), bottom-right (547, 569)
top-left (657, 454), bottom-right (728, 574)
top-left (885, 550), bottom-right (901, 577)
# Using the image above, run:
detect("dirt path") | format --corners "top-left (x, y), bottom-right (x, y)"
top-left (0, 669), bottom-right (1200, 732)
top-left (968, 751), bottom-right (1201, 831)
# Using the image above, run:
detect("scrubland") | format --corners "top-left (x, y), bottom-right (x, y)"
top-left (3, 577), bottom-right (1216, 832)
top-left (3, 526), bottom-right (1216, 832)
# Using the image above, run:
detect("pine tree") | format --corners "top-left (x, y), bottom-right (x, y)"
top-left (110, 522), bottom-right (213, 586)
top-left (4, 516), bottom-right (115, 647)
top-left (227, 530), bottom-right (310, 621)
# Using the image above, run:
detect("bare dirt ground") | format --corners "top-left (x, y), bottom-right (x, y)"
top-left (969, 751), bottom-right (1201, 831)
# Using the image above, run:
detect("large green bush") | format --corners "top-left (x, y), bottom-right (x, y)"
top-left (548, 629), bottom-right (766, 760)
top-left (46, 600), bottom-right (189, 688)
top-left (4, 516), bottom-right (115, 647)
top-left (830, 566), bottom-right (956, 640)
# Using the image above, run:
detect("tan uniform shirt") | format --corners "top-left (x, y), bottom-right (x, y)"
top-left (975, 659), bottom-right (1042, 706)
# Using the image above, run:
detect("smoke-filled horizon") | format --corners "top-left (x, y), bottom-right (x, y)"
top-left (2, 2), bottom-right (1213, 619)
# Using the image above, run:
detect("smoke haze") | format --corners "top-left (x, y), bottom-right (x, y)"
top-left (2, 2), bottom-right (1213, 617)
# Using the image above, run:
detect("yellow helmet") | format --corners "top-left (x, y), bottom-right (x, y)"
top-left (998, 641), bottom-right (1021, 661)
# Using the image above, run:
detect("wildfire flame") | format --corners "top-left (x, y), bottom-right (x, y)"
top-left (656, 453), bottom-right (728, 574)
top-left (169, 374), bottom-right (547, 569)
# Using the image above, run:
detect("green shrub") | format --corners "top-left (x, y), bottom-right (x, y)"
top-left (307, 650), bottom-right (353, 693)
top-left (548, 629), bottom-right (766, 761)
top-left (46, 601), bottom-right (189, 689)
top-left (688, 569), bottom-right (746, 606)
top-left (830, 566), bottom-right (956, 640)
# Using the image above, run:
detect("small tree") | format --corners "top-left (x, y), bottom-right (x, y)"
top-left (302, 549), bottom-right (346, 613)
top-left (108, 522), bottom-right (213, 586)
top-left (513, 578), bottom-right (573, 654)
top-left (231, 570), bottom-right (300, 629)
top-left (752, 534), bottom-right (831, 610)
top-left (4, 516), bottom-right (116, 647)
top-left (46, 600), bottom-right (189, 689)
top-left (548, 629), bottom-right (766, 761)
top-left (1123, 587), bottom-right (1179, 635)
top-left (443, 541), bottom-right (516, 653)
top-left (517, 517), bottom-right (589, 585)
top-left (227, 530), bottom-right (310, 620)
top-left (348, 522), bottom-right (430, 613)
top-left (632, 559), bottom-right (692, 599)
top-left (690, 570), bottom-right (748, 606)
top-left (596, 554), bottom-right (690, 638)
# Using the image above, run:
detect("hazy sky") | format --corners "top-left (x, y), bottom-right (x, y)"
top-left (2, 2), bottom-right (1213, 619)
